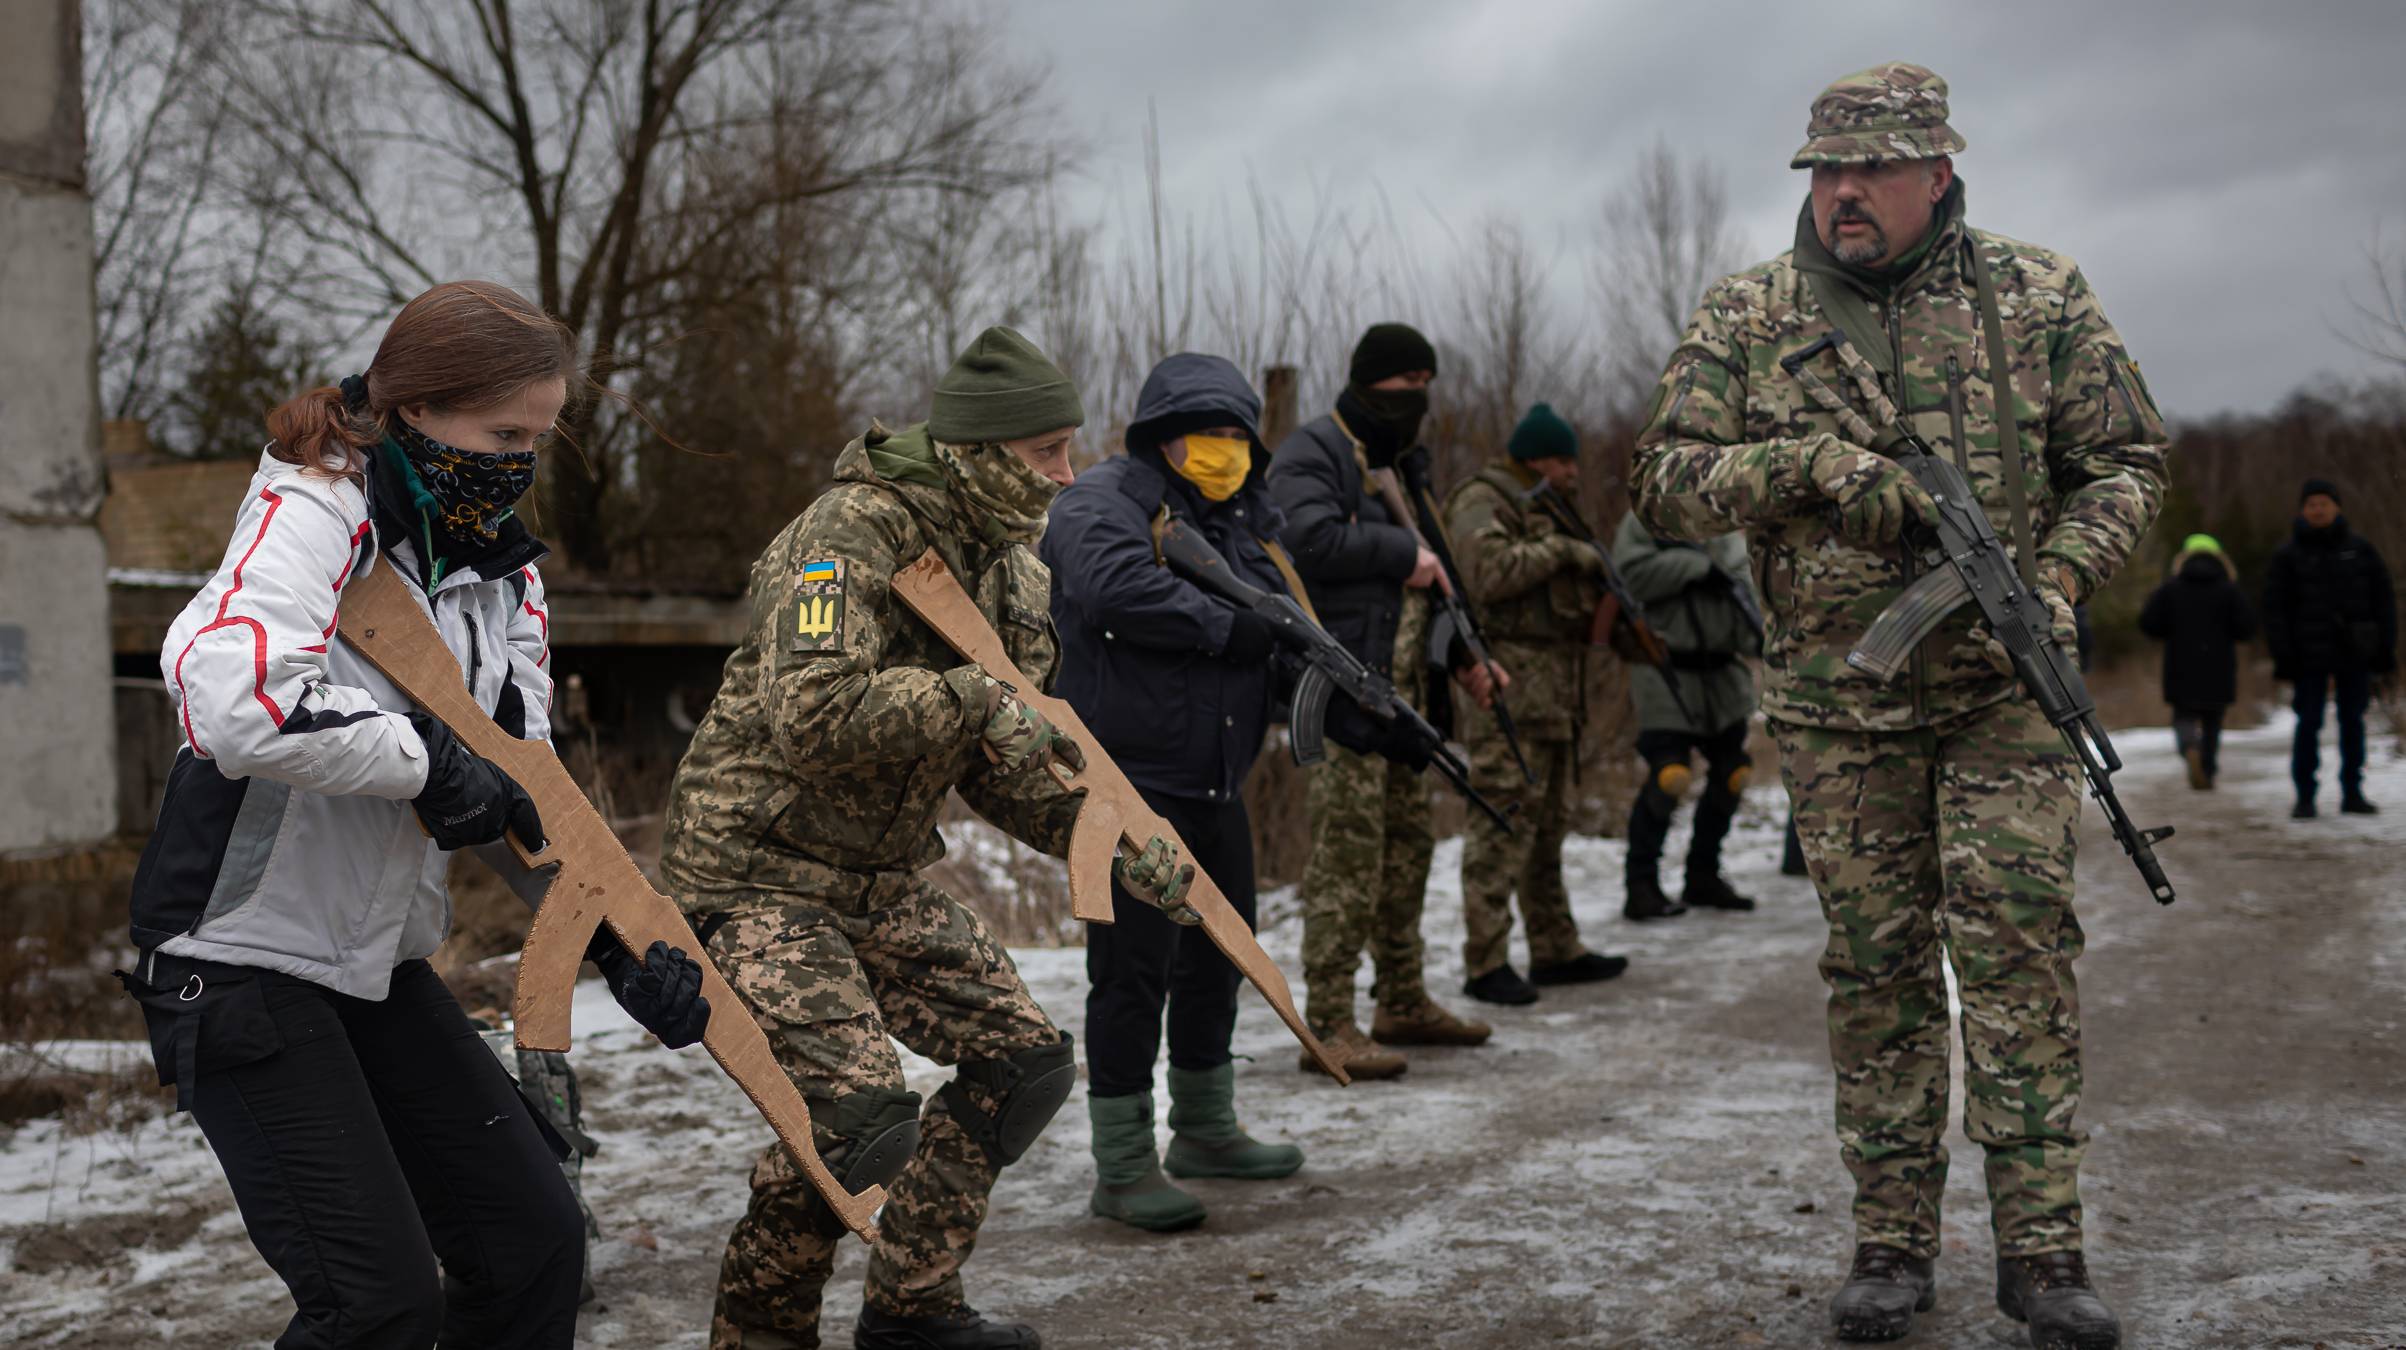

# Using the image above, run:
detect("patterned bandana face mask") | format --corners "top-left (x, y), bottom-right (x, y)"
top-left (934, 438), bottom-right (1061, 546)
top-left (390, 416), bottom-right (539, 548)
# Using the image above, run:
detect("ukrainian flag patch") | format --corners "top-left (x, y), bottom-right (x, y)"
top-left (789, 558), bottom-right (847, 652)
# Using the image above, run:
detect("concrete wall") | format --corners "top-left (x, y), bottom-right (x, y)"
top-left (0, 0), bottom-right (117, 852)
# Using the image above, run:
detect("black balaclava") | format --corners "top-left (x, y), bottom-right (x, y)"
top-left (1337, 322), bottom-right (1437, 466)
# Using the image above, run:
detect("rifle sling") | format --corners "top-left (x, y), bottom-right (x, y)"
top-left (1969, 240), bottom-right (2041, 589)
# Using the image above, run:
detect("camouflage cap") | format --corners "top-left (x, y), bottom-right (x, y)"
top-left (1790, 62), bottom-right (1966, 168)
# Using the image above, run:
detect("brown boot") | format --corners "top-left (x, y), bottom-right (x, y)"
top-left (1370, 997), bottom-right (1492, 1047)
top-left (1299, 1022), bottom-right (1407, 1080)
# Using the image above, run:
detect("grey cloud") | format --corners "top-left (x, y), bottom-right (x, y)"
top-left (996, 0), bottom-right (2406, 415)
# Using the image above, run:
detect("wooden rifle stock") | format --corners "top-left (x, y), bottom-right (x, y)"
top-left (887, 549), bottom-right (1351, 1084)
top-left (337, 564), bottom-right (886, 1241)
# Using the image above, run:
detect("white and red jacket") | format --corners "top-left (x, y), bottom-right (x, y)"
top-left (132, 447), bottom-right (554, 999)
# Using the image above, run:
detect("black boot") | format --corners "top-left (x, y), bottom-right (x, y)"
top-left (1622, 872), bottom-right (1685, 921)
top-left (1997, 1251), bottom-right (2120, 1349)
top-left (1682, 873), bottom-right (1756, 912)
top-left (1463, 964), bottom-right (1540, 1006)
top-left (1529, 951), bottom-right (1629, 985)
top-left (856, 1302), bottom-right (1041, 1350)
top-left (1830, 1243), bottom-right (1935, 1342)
top-left (2342, 791), bottom-right (2379, 815)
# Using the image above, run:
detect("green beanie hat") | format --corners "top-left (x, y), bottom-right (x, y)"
top-left (2181, 533), bottom-right (2224, 556)
top-left (1508, 402), bottom-right (1578, 462)
top-left (928, 326), bottom-right (1084, 444)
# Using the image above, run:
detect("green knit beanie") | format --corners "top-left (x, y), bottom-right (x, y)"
top-left (2181, 533), bottom-right (2223, 556)
top-left (928, 326), bottom-right (1085, 443)
top-left (1507, 402), bottom-right (1578, 462)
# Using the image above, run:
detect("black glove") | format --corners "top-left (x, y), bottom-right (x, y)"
top-left (1221, 607), bottom-right (1275, 665)
top-left (589, 936), bottom-right (711, 1049)
top-left (1380, 718), bottom-right (1436, 772)
top-left (407, 710), bottom-right (544, 851)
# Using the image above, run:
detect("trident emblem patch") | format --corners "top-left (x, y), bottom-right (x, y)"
top-left (789, 558), bottom-right (847, 652)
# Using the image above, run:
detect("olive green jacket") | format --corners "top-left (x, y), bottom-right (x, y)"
top-left (1442, 461), bottom-right (1602, 742)
top-left (1611, 514), bottom-right (1758, 736)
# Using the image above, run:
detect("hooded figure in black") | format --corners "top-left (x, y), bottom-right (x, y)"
top-left (1042, 352), bottom-right (1313, 1233)
top-left (2263, 479), bottom-right (2395, 816)
top-left (2138, 534), bottom-right (2256, 789)
top-left (1264, 322), bottom-right (1503, 1081)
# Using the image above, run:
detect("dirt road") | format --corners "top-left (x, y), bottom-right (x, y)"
top-left (4, 719), bottom-right (2401, 1347)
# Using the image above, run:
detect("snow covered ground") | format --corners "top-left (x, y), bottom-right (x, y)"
top-left (4, 711), bottom-right (2403, 1346)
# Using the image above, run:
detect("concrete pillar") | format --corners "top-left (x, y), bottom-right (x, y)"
top-left (0, 0), bottom-right (117, 852)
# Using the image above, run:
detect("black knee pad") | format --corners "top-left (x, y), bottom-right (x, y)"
top-left (803, 1086), bottom-right (921, 1238)
top-left (940, 1032), bottom-right (1075, 1169)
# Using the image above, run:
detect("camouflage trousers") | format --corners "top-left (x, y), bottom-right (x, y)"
top-left (1460, 733), bottom-right (1583, 978)
top-left (1300, 736), bottom-right (1433, 1031)
top-left (1774, 695), bottom-right (2087, 1260)
top-left (697, 873), bottom-right (1061, 1348)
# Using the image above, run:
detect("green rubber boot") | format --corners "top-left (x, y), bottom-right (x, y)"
top-left (1163, 1063), bottom-right (1305, 1180)
top-left (1088, 1092), bottom-right (1206, 1232)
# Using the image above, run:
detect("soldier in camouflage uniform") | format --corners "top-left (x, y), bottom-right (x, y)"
top-left (1630, 64), bottom-right (2165, 1348)
top-left (659, 327), bottom-right (1197, 1350)
top-left (1443, 403), bottom-right (1631, 1007)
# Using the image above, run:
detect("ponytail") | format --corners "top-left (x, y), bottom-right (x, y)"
top-left (265, 383), bottom-right (378, 482)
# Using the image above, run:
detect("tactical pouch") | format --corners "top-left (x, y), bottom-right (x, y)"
top-left (118, 956), bottom-right (286, 1111)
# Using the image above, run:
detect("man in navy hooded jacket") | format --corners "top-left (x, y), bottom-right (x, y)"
top-left (1043, 352), bottom-right (1323, 1234)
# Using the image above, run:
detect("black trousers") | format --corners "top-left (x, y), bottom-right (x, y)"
top-left (1629, 721), bottom-right (1753, 882)
top-left (2172, 704), bottom-right (2228, 779)
top-left (131, 956), bottom-right (583, 1349)
top-left (1084, 789), bottom-right (1256, 1099)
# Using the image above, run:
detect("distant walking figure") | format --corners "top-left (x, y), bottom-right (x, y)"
top-left (2264, 479), bottom-right (2395, 818)
top-left (2138, 534), bottom-right (2255, 789)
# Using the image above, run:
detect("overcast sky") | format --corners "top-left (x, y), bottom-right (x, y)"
top-left (993, 0), bottom-right (2406, 418)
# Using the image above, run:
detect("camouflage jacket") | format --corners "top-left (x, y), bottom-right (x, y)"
top-left (1610, 514), bottom-right (1758, 737)
top-left (1442, 461), bottom-right (1601, 741)
top-left (659, 425), bottom-right (1081, 906)
top-left (1631, 186), bottom-right (2168, 732)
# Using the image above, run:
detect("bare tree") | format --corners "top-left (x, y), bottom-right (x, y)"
top-left (85, 0), bottom-right (238, 427)
top-left (1590, 138), bottom-right (1744, 421)
top-left (2340, 222), bottom-right (2406, 374)
top-left (202, 0), bottom-right (1058, 573)
top-left (1437, 215), bottom-right (1591, 473)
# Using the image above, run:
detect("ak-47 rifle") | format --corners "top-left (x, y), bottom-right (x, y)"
top-left (1521, 480), bottom-right (1698, 726)
top-left (1777, 329), bottom-right (2177, 905)
top-left (886, 551), bottom-right (1353, 1081)
top-left (1366, 447), bottom-right (1530, 784)
top-left (1153, 517), bottom-right (1516, 834)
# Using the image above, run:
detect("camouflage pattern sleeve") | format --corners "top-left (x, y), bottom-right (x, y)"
top-left (1630, 276), bottom-right (1833, 543)
top-left (761, 494), bottom-right (985, 775)
top-left (2033, 265), bottom-right (2169, 602)
top-left (953, 758), bottom-right (1083, 860)
top-left (1450, 478), bottom-right (1564, 606)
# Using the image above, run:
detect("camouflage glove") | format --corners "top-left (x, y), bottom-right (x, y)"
top-left (1115, 834), bottom-right (1199, 925)
top-left (1978, 566), bottom-right (2080, 677)
top-left (2035, 562), bottom-right (2080, 649)
top-left (1549, 532), bottom-right (1609, 580)
top-left (1800, 435), bottom-right (1938, 547)
top-left (974, 677), bottom-right (1086, 777)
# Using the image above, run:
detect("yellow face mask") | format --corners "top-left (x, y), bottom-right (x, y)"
top-left (1172, 434), bottom-right (1251, 502)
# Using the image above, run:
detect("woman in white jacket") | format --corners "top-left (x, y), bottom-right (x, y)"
top-left (124, 281), bottom-right (706, 1350)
